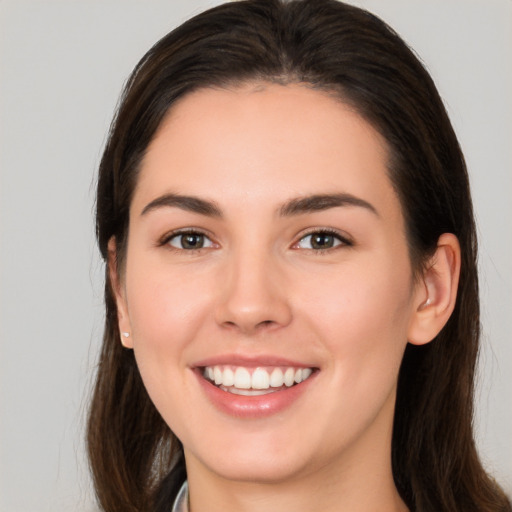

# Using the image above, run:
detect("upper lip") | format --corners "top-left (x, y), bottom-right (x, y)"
top-left (192, 354), bottom-right (317, 369)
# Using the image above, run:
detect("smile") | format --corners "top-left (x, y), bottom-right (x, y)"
top-left (202, 365), bottom-right (314, 396)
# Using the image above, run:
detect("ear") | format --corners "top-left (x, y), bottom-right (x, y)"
top-left (407, 233), bottom-right (461, 345)
top-left (108, 237), bottom-right (133, 349)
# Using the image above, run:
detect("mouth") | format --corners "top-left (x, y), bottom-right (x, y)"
top-left (201, 365), bottom-right (315, 396)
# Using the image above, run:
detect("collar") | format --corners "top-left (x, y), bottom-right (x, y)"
top-left (172, 481), bottom-right (189, 512)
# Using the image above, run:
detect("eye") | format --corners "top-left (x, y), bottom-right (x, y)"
top-left (295, 230), bottom-right (349, 250)
top-left (167, 231), bottom-right (215, 250)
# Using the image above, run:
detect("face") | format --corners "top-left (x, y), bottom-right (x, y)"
top-left (115, 84), bottom-right (424, 486)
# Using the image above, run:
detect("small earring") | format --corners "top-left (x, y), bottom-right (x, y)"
top-left (422, 297), bottom-right (432, 308)
top-left (120, 331), bottom-right (132, 349)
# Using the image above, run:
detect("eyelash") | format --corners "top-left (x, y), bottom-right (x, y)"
top-left (159, 229), bottom-right (216, 252)
top-left (159, 228), bottom-right (353, 253)
top-left (293, 228), bottom-right (353, 252)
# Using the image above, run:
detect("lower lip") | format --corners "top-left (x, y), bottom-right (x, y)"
top-left (194, 369), bottom-right (317, 419)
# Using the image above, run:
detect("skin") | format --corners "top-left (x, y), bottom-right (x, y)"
top-left (111, 83), bottom-right (460, 512)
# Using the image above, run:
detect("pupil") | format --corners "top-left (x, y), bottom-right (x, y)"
top-left (182, 234), bottom-right (203, 249)
top-left (312, 234), bottom-right (333, 249)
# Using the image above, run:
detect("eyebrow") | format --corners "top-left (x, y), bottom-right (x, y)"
top-left (140, 192), bottom-right (378, 218)
top-left (279, 193), bottom-right (379, 217)
top-left (141, 193), bottom-right (222, 217)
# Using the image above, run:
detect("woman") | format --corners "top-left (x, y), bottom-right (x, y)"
top-left (87, 0), bottom-right (511, 511)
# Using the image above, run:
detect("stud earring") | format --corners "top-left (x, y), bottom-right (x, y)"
top-left (120, 331), bottom-right (132, 348)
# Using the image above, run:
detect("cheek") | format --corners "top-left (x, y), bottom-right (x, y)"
top-left (127, 250), bottom-right (210, 325)
top-left (124, 260), bottom-right (216, 374)
top-left (299, 254), bottom-right (413, 370)
top-left (123, 265), bottom-right (218, 429)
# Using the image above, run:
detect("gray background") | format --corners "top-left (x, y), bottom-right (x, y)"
top-left (0, 1), bottom-right (510, 510)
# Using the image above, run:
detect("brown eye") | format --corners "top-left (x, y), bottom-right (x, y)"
top-left (168, 232), bottom-right (214, 250)
top-left (296, 232), bottom-right (345, 250)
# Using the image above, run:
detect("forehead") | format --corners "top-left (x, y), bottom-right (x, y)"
top-left (133, 83), bottom-right (400, 222)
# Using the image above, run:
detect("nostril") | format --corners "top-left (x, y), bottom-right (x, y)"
top-left (221, 319), bottom-right (277, 334)
top-left (255, 320), bottom-right (277, 330)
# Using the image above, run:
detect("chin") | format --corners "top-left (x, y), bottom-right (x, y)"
top-left (182, 423), bottom-right (331, 486)
top-left (192, 449), bottom-right (311, 484)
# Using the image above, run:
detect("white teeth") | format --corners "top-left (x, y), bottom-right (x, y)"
top-left (270, 368), bottom-right (284, 387)
top-left (234, 367), bottom-right (251, 389)
top-left (302, 368), bottom-right (312, 380)
top-left (283, 367), bottom-right (295, 386)
top-left (223, 367), bottom-right (234, 387)
top-left (214, 366), bottom-right (223, 385)
top-left (224, 387), bottom-right (279, 396)
top-left (204, 365), bottom-right (315, 391)
top-left (251, 368), bottom-right (270, 389)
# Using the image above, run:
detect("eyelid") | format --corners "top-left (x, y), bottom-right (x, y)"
top-left (158, 227), bottom-right (218, 249)
top-left (292, 227), bottom-right (353, 250)
top-left (157, 226), bottom-right (352, 251)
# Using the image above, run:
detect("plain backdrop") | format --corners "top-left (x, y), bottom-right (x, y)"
top-left (0, 1), bottom-right (510, 510)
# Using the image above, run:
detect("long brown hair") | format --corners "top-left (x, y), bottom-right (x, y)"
top-left (88, 1), bottom-right (511, 511)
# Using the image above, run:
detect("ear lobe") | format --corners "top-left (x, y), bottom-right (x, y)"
top-left (108, 237), bottom-right (133, 349)
top-left (407, 233), bottom-right (461, 346)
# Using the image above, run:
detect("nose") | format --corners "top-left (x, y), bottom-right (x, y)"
top-left (214, 248), bottom-right (293, 335)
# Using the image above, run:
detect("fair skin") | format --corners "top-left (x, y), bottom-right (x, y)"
top-left (110, 83), bottom-right (460, 512)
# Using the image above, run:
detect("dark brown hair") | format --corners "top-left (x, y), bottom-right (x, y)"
top-left (88, 1), bottom-right (511, 511)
